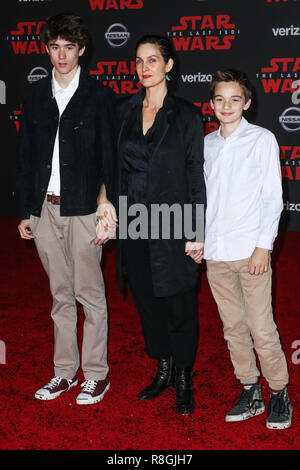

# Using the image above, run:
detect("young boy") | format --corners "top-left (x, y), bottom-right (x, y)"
top-left (16, 14), bottom-right (116, 405)
top-left (204, 69), bottom-right (292, 429)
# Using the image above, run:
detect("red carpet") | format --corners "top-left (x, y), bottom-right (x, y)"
top-left (0, 218), bottom-right (299, 451)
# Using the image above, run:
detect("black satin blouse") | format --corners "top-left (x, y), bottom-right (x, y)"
top-left (121, 102), bottom-right (164, 207)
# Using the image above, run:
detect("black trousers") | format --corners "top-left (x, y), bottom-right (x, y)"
top-left (122, 238), bottom-right (199, 367)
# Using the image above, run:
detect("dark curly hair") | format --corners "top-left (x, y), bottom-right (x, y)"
top-left (40, 14), bottom-right (89, 49)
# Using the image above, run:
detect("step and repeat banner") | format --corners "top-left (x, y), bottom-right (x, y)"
top-left (1, 0), bottom-right (299, 230)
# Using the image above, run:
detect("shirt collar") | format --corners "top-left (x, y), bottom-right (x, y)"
top-left (52, 66), bottom-right (81, 98)
top-left (217, 116), bottom-right (249, 140)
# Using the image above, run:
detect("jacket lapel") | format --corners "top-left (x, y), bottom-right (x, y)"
top-left (149, 95), bottom-right (177, 165)
top-left (117, 96), bottom-right (141, 194)
top-left (117, 90), bottom-right (143, 152)
top-left (41, 69), bottom-right (90, 120)
top-left (61, 69), bottom-right (90, 117)
top-left (42, 76), bottom-right (59, 119)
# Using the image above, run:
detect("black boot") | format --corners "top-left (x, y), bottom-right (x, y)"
top-left (175, 367), bottom-right (195, 415)
top-left (138, 357), bottom-right (173, 400)
top-left (168, 361), bottom-right (176, 390)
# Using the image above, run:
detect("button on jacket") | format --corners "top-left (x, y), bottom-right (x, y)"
top-left (204, 117), bottom-right (283, 262)
top-left (16, 69), bottom-right (117, 220)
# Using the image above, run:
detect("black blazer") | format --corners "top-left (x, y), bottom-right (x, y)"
top-left (16, 69), bottom-right (117, 220)
top-left (116, 89), bottom-right (206, 298)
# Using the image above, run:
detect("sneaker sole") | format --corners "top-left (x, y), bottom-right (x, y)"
top-left (35, 379), bottom-right (78, 401)
top-left (226, 406), bottom-right (265, 422)
top-left (76, 382), bottom-right (110, 405)
top-left (266, 406), bottom-right (293, 430)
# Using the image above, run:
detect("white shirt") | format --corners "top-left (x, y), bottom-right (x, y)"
top-left (204, 117), bottom-right (283, 261)
top-left (47, 66), bottom-right (81, 195)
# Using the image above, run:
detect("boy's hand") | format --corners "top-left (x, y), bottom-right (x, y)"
top-left (248, 247), bottom-right (269, 275)
top-left (18, 219), bottom-right (35, 240)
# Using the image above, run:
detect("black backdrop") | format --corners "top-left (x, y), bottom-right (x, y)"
top-left (1, 0), bottom-right (299, 230)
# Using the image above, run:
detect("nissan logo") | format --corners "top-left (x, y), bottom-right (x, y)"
top-left (105, 23), bottom-right (130, 48)
top-left (279, 107), bottom-right (300, 132)
top-left (27, 66), bottom-right (49, 84)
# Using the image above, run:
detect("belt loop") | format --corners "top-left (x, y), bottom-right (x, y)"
top-left (47, 193), bottom-right (60, 205)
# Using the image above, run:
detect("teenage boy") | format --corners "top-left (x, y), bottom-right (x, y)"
top-left (204, 69), bottom-right (292, 430)
top-left (16, 14), bottom-right (116, 405)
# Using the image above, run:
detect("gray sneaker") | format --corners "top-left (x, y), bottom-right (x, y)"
top-left (266, 388), bottom-right (292, 430)
top-left (225, 384), bottom-right (265, 422)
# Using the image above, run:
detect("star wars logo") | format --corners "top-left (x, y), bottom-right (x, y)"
top-left (7, 21), bottom-right (46, 54)
top-left (89, 60), bottom-right (142, 95)
top-left (194, 102), bottom-right (218, 134)
top-left (167, 15), bottom-right (239, 51)
top-left (257, 58), bottom-right (300, 94)
top-left (89, 0), bottom-right (143, 9)
top-left (280, 145), bottom-right (300, 180)
top-left (9, 107), bottom-right (22, 133)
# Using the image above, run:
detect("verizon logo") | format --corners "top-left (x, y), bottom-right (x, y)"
top-left (181, 72), bottom-right (212, 83)
top-left (272, 25), bottom-right (300, 36)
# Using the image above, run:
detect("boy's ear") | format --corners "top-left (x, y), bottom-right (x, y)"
top-left (243, 98), bottom-right (251, 111)
top-left (79, 46), bottom-right (86, 57)
top-left (210, 98), bottom-right (214, 111)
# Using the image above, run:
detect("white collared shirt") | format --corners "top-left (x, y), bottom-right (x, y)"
top-left (203, 117), bottom-right (283, 261)
top-left (47, 66), bottom-right (81, 195)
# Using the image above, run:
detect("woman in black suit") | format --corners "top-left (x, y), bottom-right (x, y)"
top-left (97, 35), bottom-right (206, 415)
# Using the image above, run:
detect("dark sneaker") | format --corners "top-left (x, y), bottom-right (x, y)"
top-left (266, 388), bottom-right (292, 430)
top-left (225, 384), bottom-right (265, 422)
top-left (76, 377), bottom-right (110, 405)
top-left (35, 376), bottom-right (78, 400)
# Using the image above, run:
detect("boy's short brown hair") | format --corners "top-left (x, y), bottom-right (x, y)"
top-left (210, 69), bottom-right (252, 103)
top-left (40, 14), bottom-right (89, 49)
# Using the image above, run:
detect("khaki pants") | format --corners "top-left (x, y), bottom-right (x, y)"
top-left (206, 258), bottom-right (289, 391)
top-left (30, 199), bottom-right (108, 381)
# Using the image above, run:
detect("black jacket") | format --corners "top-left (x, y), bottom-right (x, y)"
top-left (16, 69), bottom-right (117, 220)
top-left (116, 90), bottom-right (206, 297)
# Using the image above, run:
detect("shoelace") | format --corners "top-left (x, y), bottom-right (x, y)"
top-left (249, 398), bottom-right (263, 416)
top-left (232, 388), bottom-right (262, 416)
top-left (81, 380), bottom-right (97, 393)
top-left (45, 376), bottom-right (62, 390)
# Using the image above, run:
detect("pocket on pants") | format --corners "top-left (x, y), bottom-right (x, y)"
top-left (29, 214), bottom-right (40, 237)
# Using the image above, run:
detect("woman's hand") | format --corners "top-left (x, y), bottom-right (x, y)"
top-left (97, 202), bottom-right (118, 226)
top-left (94, 201), bottom-right (118, 245)
top-left (185, 241), bottom-right (204, 264)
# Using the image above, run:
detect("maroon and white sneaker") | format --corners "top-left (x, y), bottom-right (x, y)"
top-left (76, 377), bottom-right (110, 405)
top-left (35, 376), bottom-right (78, 400)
